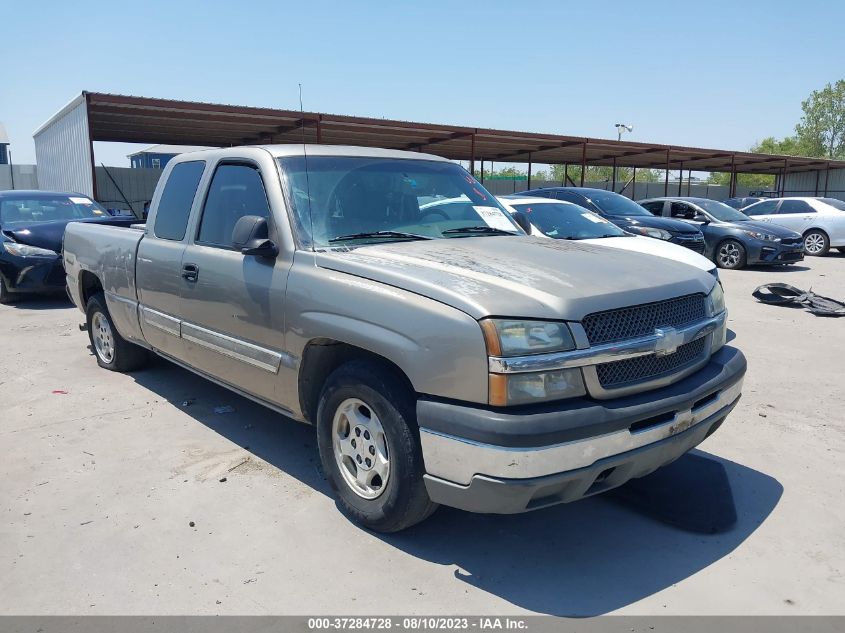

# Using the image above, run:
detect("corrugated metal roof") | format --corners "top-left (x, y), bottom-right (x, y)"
top-left (37, 91), bottom-right (845, 176)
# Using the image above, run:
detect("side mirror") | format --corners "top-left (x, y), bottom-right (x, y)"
top-left (511, 210), bottom-right (532, 234)
top-left (231, 215), bottom-right (278, 258)
top-left (693, 213), bottom-right (710, 224)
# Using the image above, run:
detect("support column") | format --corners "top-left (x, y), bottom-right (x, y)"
top-left (678, 162), bottom-right (684, 196)
top-left (815, 169), bottom-right (821, 196)
top-left (469, 134), bottom-right (476, 176)
top-left (580, 142), bottom-right (587, 186)
top-left (729, 154), bottom-right (737, 197)
top-left (632, 167), bottom-right (636, 199)
top-left (824, 163), bottom-right (830, 195)
top-left (688, 169), bottom-right (692, 196)
top-left (527, 152), bottom-right (533, 190)
top-left (664, 149), bottom-right (670, 196)
top-left (611, 157), bottom-right (617, 192)
top-left (480, 159), bottom-right (484, 184)
top-left (563, 163), bottom-right (567, 187)
top-left (781, 159), bottom-right (788, 196)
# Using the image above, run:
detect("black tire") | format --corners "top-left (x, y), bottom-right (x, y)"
top-left (803, 229), bottom-right (830, 256)
top-left (837, 247), bottom-right (845, 254)
top-left (716, 239), bottom-right (747, 270)
top-left (0, 276), bottom-right (17, 304)
top-left (86, 292), bottom-right (148, 372)
top-left (316, 359), bottom-right (437, 532)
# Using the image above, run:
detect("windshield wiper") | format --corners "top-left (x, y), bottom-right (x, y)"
top-left (441, 226), bottom-right (518, 236)
top-left (328, 231), bottom-right (434, 243)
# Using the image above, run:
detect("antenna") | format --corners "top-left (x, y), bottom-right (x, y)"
top-left (299, 83), bottom-right (316, 252)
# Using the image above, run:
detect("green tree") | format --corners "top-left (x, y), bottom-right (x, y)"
top-left (794, 80), bottom-right (845, 158)
top-left (548, 164), bottom-right (660, 184)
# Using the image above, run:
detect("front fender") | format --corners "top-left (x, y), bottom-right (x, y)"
top-left (286, 256), bottom-right (489, 406)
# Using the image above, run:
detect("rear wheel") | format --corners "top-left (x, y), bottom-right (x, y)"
top-left (716, 240), bottom-right (746, 270)
top-left (316, 360), bottom-right (437, 532)
top-left (803, 230), bottom-right (830, 256)
top-left (86, 292), bottom-right (148, 372)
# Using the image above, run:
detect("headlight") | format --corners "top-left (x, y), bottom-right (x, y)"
top-left (2, 242), bottom-right (58, 258)
top-left (480, 318), bottom-right (576, 357)
top-left (481, 319), bottom-right (585, 405)
top-left (741, 230), bottom-right (780, 242)
top-left (706, 281), bottom-right (726, 316)
top-left (629, 226), bottom-right (672, 240)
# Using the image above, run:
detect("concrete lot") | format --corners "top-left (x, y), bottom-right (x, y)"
top-left (1, 255), bottom-right (844, 616)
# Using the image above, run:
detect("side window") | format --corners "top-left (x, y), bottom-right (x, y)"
top-left (153, 161), bottom-right (206, 241)
top-left (778, 199), bottom-right (814, 214)
top-left (746, 199), bottom-right (778, 215)
top-left (197, 163), bottom-right (270, 248)
top-left (641, 201), bottom-right (664, 215)
top-left (670, 202), bottom-right (695, 219)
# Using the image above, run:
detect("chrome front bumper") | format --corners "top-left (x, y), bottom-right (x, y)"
top-left (417, 346), bottom-right (746, 514)
top-left (421, 377), bottom-right (742, 486)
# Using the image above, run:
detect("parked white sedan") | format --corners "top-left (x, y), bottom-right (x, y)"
top-left (742, 197), bottom-right (845, 256)
top-left (497, 196), bottom-right (717, 274)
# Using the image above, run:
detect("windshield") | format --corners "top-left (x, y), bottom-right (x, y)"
top-left (583, 191), bottom-right (652, 217)
top-left (511, 202), bottom-right (627, 239)
top-left (278, 156), bottom-right (521, 247)
top-left (694, 199), bottom-right (751, 222)
top-left (0, 195), bottom-right (109, 227)
top-left (820, 198), bottom-right (845, 211)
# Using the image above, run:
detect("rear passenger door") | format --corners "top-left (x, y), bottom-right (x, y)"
top-left (136, 160), bottom-right (206, 360)
top-left (772, 199), bottom-right (816, 233)
top-left (178, 160), bottom-right (290, 405)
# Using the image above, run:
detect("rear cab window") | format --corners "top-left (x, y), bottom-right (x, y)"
top-left (153, 161), bottom-right (206, 240)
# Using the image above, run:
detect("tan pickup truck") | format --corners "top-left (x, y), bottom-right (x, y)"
top-left (63, 145), bottom-right (746, 532)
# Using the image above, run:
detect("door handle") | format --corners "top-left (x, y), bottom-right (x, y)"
top-left (182, 263), bottom-right (199, 282)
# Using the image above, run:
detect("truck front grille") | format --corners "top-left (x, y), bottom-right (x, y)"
top-left (596, 337), bottom-right (706, 388)
top-left (582, 294), bottom-right (707, 345)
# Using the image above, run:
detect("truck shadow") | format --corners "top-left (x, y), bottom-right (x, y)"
top-left (129, 355), bottom-right (782, 617)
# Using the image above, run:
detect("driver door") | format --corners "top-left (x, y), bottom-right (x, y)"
top-left (178, 160), bottom-right (291, 405)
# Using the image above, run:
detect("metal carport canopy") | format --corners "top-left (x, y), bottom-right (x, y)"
top-left (84, 91), bottom-right (845, 175)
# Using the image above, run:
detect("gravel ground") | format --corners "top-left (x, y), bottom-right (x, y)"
top-left (1, 254), bottom-right (843, 616)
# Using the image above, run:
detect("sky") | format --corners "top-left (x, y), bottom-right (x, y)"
top-left (3, 0), bottom-right (845, 168)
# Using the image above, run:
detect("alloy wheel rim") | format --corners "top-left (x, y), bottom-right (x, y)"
top-left (805, 234), bottom-right (824, 254)
top-left (719, 243), bottom-right (739, 267)
top-left (332, 398), bottom-right (390, 500)
top-left (92, 312), bottom-right (115, 364)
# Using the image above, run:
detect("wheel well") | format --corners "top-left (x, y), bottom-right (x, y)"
top-left (802, 228), bottom-right (828, 238)
top-left (78, 271), bottom-right (103, 307)
top-left (298, 339), bottom-right (415, 424)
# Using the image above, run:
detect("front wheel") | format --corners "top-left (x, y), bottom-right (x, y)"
top-left (86, 292), bottom-right (148, 372)
top-left (803, 230), bottom-right (830, 256)
top-left (716, 239), bottom-right (747, 269)
top-left (316, 360), bottom-right (437, 532)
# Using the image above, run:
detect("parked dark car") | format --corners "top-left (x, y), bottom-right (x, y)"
top-left (638, 196), bottom-right (805, 269)
top-left (517, 187), bottom-right (706, 253)
top-left (723, 196), bottom-right (765, 210)
top-left (0, 190), bottom-right (139, 303)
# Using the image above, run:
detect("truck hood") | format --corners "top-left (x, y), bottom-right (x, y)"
top-left (315, 236), bottom-right (716, 321)
top-left (1, 216), bottom-right (138, 253)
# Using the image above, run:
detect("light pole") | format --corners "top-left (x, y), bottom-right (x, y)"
top-left (613, 124), bottom-right (633, 191)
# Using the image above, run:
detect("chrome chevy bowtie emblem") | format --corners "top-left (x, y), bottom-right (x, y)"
top-left (654, 327), bottom-right (684, 356)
